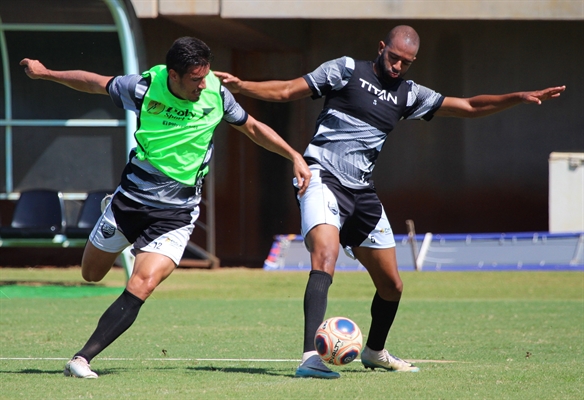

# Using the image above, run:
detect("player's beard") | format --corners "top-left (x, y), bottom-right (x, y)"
top-left (374, 55), bottom-right (400, 84)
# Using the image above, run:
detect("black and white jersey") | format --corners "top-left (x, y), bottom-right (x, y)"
top-left (303, 56), bottom-right (444, 189)
top-left (106, 73), bottom-right (247, 208)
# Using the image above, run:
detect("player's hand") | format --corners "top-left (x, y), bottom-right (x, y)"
top-left (292, 155), bottom-right (312, 196)
top-left (521, 85), bottom-right (566, 105)
top-left (214, 71), bottom-right (242, 93)
top-left (20, 58), bottom-right (49, 80)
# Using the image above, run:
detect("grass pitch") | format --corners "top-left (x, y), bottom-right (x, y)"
top-left (0, 267), bottom-right (582, 399)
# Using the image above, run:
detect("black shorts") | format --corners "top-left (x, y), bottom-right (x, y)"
top-left (89, 192), bottom-right (200, 264)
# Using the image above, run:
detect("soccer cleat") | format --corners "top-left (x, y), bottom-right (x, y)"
top-left (361, 347), bottom-right (420, 372)
top-left (63, 356), bottom-right (98, 378)
top-left (295, 354), bottom-right (340, 379)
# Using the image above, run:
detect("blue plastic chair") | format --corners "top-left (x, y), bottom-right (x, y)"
top-left (0, 189), bottom-right (66, 238)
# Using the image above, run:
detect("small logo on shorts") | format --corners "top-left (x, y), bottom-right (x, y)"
top-left (164, 237), bottom-right (182, 249)
top-left (328, 202), bottom-right (339, 215)
top-left (379, 227), bottom-right (392, 235)
top-left (101, 223), bottom-right (116, 238)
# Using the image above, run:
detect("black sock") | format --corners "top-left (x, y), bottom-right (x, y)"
top-left (365, 291), bottom-right (400, 351)
top-left (75, 289), bottom-right (144, 362)
top-left (303, 270), bottom-right (333, 353)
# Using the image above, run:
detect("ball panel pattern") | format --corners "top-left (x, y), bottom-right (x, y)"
top-left (314, 317), bottom-right (363, 365)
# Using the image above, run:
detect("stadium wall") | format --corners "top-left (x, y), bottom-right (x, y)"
top-left (131, 0), bottom-right (583, 20)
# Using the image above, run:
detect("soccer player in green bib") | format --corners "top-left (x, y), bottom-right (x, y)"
top-left (20, 37), bottom-right (311, 379)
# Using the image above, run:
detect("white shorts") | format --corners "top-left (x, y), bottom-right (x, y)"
top-left (295, 168), bottom-right (395, 256)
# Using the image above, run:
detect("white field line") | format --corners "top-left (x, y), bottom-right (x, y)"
top-left (0, 357), bottom-right (459, 363)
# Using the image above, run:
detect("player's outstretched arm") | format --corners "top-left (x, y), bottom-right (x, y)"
top-left (20, 58), bottom-right (112, 95)
top-left (435, 85), bottom-right (566, 118)
top-left (230, 115), bottom-right (311, 194)
top-left (215, 71), bottom-right (312, 102)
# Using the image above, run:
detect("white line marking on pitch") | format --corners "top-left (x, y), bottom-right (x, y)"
top-left (0, 357), bottom-right (458, 363)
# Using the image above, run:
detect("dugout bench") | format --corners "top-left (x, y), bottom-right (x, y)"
top-left (0, 189), bottom-right (134, 279)
top-left (0, 189), bottom-right (218, 275)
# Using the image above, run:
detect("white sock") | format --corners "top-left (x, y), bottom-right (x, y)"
top-left (301, 351), bottom-right (318, 363)
top-left (364, 346), bottom-right (383, 359)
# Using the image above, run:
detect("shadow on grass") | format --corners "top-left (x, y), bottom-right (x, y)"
top-left (1, 367), bottom-right (126, 376)
top-left (1, 369), bottom-right (64, 375)
top-left (2, 365), bottom-right (370, 378)
top-left (186, 365), bottom-right (293, 377)
top-left (0, 281), bottom-right (105, 287)
top-left (186, 364), bottom-right (372, 377)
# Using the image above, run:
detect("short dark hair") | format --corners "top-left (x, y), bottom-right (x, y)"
top-left (166, 37), bottom-right (213, 76)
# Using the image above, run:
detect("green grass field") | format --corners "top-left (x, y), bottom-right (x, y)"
top-left (0, 267), bottom-right (582, 399)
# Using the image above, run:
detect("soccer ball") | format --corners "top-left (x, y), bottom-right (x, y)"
top-left (314, 317), bottom-right (363, 365)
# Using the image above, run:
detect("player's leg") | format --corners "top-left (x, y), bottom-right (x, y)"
top-left (78, 190), bottom-right (130, 283)
top-left (65, 196), bottom-right (196, 378)
top-left (126, 250), bottom-right (176, 300)
top-left (304, 224), bottom-right (340, 345)
top-left (354, 246), bottom-right (402, 301)
top-left (294, 169), bottom-right (344, 378)
top-left (65, 196), bottom-right (134, 378)
top-left (353, 246), bottom-right (419, 372)
top-left (75, 251), bottom-right (174, 359)
top-left (79, 241), bottom-right (121, 282)
top-left (65, 251), bottom-right (175, 378)
top-left (296, 224), bottom-right (341, 378)
top-left (347, 190), bottom-right (418, 372)
top-left (353, 246), bottom-right (402, 349)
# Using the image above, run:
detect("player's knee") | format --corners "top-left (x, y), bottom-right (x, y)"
top-left (126, 276), bottom-right (157, 301)
top-left (80, 244), bottom-right (116, 282)
top-left (133, 287), bottom-right (154, 301)
top-left (80, 258), bottom-right (112, 282)
top-left (81, 268), bottom-right (105, 283)
top-left (310, 248), bottom-right (339, 273)
top-left (394, 280), bottom-right (404, 295)
top-left (378, 279), bottom-right (403, 300)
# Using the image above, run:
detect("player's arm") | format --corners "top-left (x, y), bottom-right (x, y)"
top-left (20, 58), bottom-right (112, 95)
top-left (215, 72), bottom-right (312, 102)
top-left (434, 85), bottom-right (566, 118)
top-left (230, 115), bottom-right (311, 194)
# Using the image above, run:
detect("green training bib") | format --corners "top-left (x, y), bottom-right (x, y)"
top-left (135, 65), bottom-right (224, 185)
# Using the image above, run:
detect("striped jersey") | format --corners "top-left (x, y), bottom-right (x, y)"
top-left (303, 56), bottom-right (444, 189)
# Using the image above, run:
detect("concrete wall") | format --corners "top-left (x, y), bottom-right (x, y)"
top-left (131, 0), bottom-right (583, 20)
top-left (137, 17), bottom-right (583, 266)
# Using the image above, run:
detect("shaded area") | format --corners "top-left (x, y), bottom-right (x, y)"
top-left (0, 282), bottom-right (123, 299)
top-left (0, 247), bottom-right (84, 267)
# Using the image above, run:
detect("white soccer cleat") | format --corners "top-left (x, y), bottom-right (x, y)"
top-left (63, 356), bottom-right (98, 378)
top-left (361, 346), bottom-right (420, 372)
